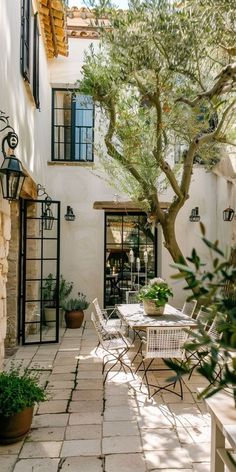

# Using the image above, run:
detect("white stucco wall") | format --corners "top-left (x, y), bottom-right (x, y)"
top-left (0, 0), bottom-right (51, 185)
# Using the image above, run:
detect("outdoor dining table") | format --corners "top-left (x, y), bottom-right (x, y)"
top-left (117, 303), bottom-right (198, 330)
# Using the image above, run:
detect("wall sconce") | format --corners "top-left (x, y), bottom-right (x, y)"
top-left (223, 207), bottom-right (235, 222)
top-left (37, 184), bottom-right (54, 230)
top-left (0, 112), bottom-right (26, 200)
top-left (189, 207), bottom-right (200, 222)
top-left (64, 206), bottom-right (76, 221)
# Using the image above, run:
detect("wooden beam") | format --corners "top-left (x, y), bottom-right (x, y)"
top-left (93, 201), bottom-right (170, 211)
top-left (48, 0), bottom-right (58, 56)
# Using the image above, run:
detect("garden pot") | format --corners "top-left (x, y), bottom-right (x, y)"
top-left (0, 407), bottom-right (34, 444)
top-left (143, 300), bottom-right (165, 316)
top-left (65, 309), bottom-right (84, 328)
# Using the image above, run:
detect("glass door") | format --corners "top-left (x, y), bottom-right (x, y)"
top-left (104, 213), bottom-right (157, 308)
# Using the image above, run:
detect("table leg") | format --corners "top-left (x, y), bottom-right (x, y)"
top-left (211, 417), bottom-right (225, 472)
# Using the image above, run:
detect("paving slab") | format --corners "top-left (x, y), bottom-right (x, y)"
top-left (104, 406), bottom-right (138, 421)
top-left (75, 379), bottom-right (103, 390)
top-left (105, 453), bottom-right (146, 472)
top-left (37, 400), bottom-right (68, 414)
top-left (19, 441), bottom-right (62, 458)
top-left (26, 427), bottom-right (65, 442)
top-left (184, 443), bottom-right (211, 463)
top-left (32, 413), bottom-right (69, 428)
top-left (60, 439), bottom-right (101, 456)
top-left (0, 455), bottom-right (17, 472)
top-left (65, 424), bottom-right (101, 440)
top-left (68, 400), bottom-right (103, 413)
top-left (46, 389), bottom-right (72, 400)
top-left (59, 456), bottom-right (102, 472)
top-left (0, 442), bottom-right (24, 455)
top-left (141, 429), bottom-right (180, 450)
top-left (103, 420), bottom-right (140, 437)
top-left (68, 412), bottom-right (103, 425)
top-left (72, 389), bottom-right (103, 401)
top-left (102, 435), bottom-right (142, 454)
top-left (144, 448), bottom-right (192, 469)
top-left (13, 458), bottom-right (60, 472)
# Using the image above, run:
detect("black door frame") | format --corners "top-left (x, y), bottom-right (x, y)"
top-left (19, 198), bottom-right (60, 344)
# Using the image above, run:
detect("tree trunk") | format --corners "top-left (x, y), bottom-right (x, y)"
top-left (160, 217), bottom-right (186, 266)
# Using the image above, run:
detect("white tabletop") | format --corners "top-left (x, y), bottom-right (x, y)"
top-left (117, 303), bottom-right (197, 329)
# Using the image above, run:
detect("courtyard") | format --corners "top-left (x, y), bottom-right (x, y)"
top-left (1, 317), bottom-right (212, 472)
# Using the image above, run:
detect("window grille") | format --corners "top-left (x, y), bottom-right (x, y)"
top-left (52, 90), bottom-right (94, 162)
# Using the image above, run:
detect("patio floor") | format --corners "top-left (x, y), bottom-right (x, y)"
top-left (1, 317), bottom-right (212, 472)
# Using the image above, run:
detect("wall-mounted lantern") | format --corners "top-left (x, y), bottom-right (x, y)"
top-left (64, 206), bottom-right (76, 221)
top-left (37, 184), bottom-right (54, 231)
top-left (189, 207), bottom-right (201, 222)
top-left (223, 207), bottom-right (235, 222)
top-left (0, 113), bottom-right (26, 200)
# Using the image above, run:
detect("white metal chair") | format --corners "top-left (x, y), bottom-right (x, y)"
top-left (92, 298), bottom-right (122, 330)
top-left (182, 299), bottom-right (197, 318)
top-left (91, 312), bottom-right (134, 383)
top-left (195, 305), bottom-right (212, 328)
top-left (125, 290), bottom-right (139, 304)
top-left (136, 326), bottom-right (189, 399)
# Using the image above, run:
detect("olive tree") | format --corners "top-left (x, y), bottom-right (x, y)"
top-left (80, 0), bottom-right (236, 266)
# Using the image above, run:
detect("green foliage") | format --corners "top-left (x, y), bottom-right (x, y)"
top-left (170, 228), bottom-right (236, 401)
top-left (61, 292), bottom-right (90, 311)
top-left (42, 274), bottom-right (73, 308)
top-left (0, 368), bottom-right (47, 417)
top-left (138, 277), bottom-right (173, 307)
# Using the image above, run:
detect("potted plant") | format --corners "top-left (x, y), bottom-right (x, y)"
top-left (61, 292), bottom-right (90, 328)
top-left (43, 274), bottom-right (73, 326)
top-left (0, 367), bottom-right (47, 444)
top-left (169, 225), bottom-right (236, 404)
top-left (138, 277), bottom-right (173, 315)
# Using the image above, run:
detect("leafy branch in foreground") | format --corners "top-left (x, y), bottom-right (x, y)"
top-left (169, 224), bottom-right (236, 402)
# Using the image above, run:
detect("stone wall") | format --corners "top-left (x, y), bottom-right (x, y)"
top-left (0, 200), bottom-right (11, 370)
top-left (5, 202), bottom-right (20, 350)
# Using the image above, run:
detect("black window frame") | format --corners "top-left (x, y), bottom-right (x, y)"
top-left (33, 13), bottom-right (40, 109)
top-left (21, 0), bottom-right (31, 82)
top-left (52, 89), bottom-right (95, 162)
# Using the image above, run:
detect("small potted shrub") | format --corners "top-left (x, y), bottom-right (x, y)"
top-left (0, 368), bottom-right (47, 444)
top-left (138, 277), bottom-right (173, 315)
top-left (43, 274), bottom-right (73, 326)
top-left (61, 292), bottom-right (90, 328)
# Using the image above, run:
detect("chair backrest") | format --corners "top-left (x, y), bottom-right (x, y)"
top-left (208, 317), bottom-right (222, 341)
top-left (126, 291), bottom-right (139, 304)
top-left (145, 327), bottom-right (188, 359)
top-left (196, 305), bottom-right (211, 328)
top-left (92, 298), bottom-right (107, 328)
top-left (182, 299), bottom-right (197, 318)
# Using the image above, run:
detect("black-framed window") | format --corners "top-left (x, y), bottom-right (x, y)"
top-left (21, 0), bottom-right (31, 81)
top-left (104, 213), bottom-right (157, 308)
top-left (33, 13), bottom-right (40, 109)
top-left (52, 89), bottom-right (94, 162)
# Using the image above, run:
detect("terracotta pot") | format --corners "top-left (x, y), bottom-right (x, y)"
top-left (0, 406), bottom-right (34, 444)
top-left (143, 300), bottom-right (165, 316)
top-left (65, 309), bottom-right (84, 328)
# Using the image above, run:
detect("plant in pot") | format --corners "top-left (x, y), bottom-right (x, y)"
top-left (61, 292), bottom-right (90, 329)
top-left (168, 224), bottom-right (236, 404)
top-left (0, 367), bottom-right (47, 444)
top-left (43, 274), bottom-right (73, 326)
top-left (138, 277), bottom-right (173, 315)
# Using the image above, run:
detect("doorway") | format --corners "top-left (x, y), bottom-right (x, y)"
top-left (19, 199), bottom-right (60, 344)
top-left (104, 213), bottom-right (157, 308)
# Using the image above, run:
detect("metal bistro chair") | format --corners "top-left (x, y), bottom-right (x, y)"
top-left (181, 299), bottom-right (197, 318)
top-left (91, 312), bottom-right (134, 384)
top-left (125, 290), bottom-right (139, 304)
top-left (137, 326), bottom-right (189, 400)
top-left (92, 298), bottom-right (123, 331)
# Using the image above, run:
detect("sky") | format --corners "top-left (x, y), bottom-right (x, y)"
top-left (68, 0), bottom-right (129, 9)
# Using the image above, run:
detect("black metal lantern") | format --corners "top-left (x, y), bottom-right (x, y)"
top-left (42, 198), bottom-right (54, 230)
top-left (0, 132), bottom-right (26, 201)
top-left (64, 206), bottom-right (76, 221)
top-left (223, 207), bottom-right (235, 222)
top-left (189, 207), bottom-right (201, 222)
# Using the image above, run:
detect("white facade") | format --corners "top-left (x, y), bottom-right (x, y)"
top-left (0, 3), bottom-right (235, 364)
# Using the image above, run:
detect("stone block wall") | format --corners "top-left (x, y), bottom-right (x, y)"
top-left (0, 200), bottom-right (11, 370)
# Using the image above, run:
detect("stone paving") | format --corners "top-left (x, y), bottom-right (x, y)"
top-left (1, 319), bottom-right (212, 472)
